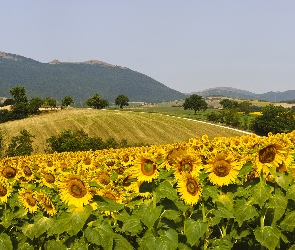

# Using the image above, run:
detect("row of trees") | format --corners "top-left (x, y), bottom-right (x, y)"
top-left (183, 95), bottom-right (295, 136)
top-left (0, 129), bottom-right (131, 158)
top-left (0, 86), bottom-right (131, 124)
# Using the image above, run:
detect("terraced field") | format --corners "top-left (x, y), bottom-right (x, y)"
top-left (0, 108), bottom-right (248, 154)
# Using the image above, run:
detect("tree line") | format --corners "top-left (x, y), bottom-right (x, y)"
top-left (183, 95), bottom-right (295, 136)
top-left (0, 128), bottom-right (136, 158)
top-left (0, 86), bottom-right (130, 123)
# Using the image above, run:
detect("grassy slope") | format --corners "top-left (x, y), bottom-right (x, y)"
top-left (0, 108), bottom-right (247, 154)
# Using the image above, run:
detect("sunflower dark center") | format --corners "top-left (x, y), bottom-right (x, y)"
top-left (0, 184), bottom-right (7, 197)
top-left (122, 176), bottom-right (132, 187)
top-left (104, 192), bottom-right (116, 201)
top-left (23, 166), bottom-right (32, 176)
top-left (69, 179), bottom-right (87, 198)
top-left (179, 160), bottom-right (192, 172)
top-left (83, 157), bottom-right (91, 165)
top-left (259, 145), bottom-right (276, 163)
top-left (186, 178), bottom-right (199, 196)
top-left (2, 166), bottom-right (16, 179)
top-left (213, 160), bottom-right (231, 177)
top-left (98, 172), bottom-right (110, 185)
top-left (141, 159), bottom-right (156, 176)
top-left (25, 193), bottom-right (37, 206)
top-left (44, 173), bottom-right (55, 183)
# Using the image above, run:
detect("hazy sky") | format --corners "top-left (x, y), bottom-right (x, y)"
top-left (1, 1), bottom-right (294, 94)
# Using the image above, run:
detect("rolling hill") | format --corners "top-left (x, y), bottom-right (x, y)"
top-left (0, 51), bottom-right (186, 104)
top-left (0, 109), bottom-right (247, 154)
top-left (193, 87), bottom-right (295, 102)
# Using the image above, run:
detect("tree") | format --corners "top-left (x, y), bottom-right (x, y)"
top-left (61, 96), bottom-right (74, 107)
top-left (115, 94), bottom-right (129, 109)
top-left (86, 93), bottom-right (109, 109)
top-left (219, 99), bottom-right (239, 109)
top-left (183, 94), bottom-right (208, 114)
top-left (0, 130), bottom-right (3, 157)
top-left (238, 101), bottom-right (253, 114)
top-left (10, 86), bottom-right (28, 104)
top-left (44, 97), bottom-right (57, 110)
top-left (3, 98), bottom-right (15, 106)
top-left (28, 97), bottom-right (43, 114)
top-left (6, 129), bottom-right (35, 157)
top-left (251, 105), bottom-right (295, 135)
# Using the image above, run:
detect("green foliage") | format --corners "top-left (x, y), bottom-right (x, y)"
top-left (5, 129), bottom-right (35, 157)
top-left (220, 98), bottom-right (239, 109)
top-left (9, 86), bottom-right (28, 104)
top-left (44, 97), bottom-right (57, 109)
top-left (0, 53), bottom-right (186, 103)
top-left (27, 97), bottom-right (43, 114)
top-left (115, 94), bottom-right (129, 109)
top-left (61, 96), bottom-right (74, 107)
top-left (183, 94), bottom-right (207, 114)
top-left (251, 105), bottom-right (295, 135)
top-left (85, 93), bottom-right (109, 109)
top-left (3, 98), bottom-right (14, 106)
top-left (46, 129), bottom-right (129, 153)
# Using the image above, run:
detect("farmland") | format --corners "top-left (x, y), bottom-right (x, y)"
top-left (0, 108), bottom-right (247, 154)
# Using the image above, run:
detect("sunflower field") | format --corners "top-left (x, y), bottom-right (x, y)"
top-left (1, 131), bottom-right (295, 249)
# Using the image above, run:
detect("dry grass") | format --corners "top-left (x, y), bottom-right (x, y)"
top-left (0, 109), bottom-right (247, 154)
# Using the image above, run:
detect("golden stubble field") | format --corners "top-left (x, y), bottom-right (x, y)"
top-left (0, 108), bottom-right (247, 154)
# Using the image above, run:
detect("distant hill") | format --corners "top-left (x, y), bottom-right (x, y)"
top-left (0, 51), bottom-right (186, 104)
top-left (193, 87), bottom-right (295, 102)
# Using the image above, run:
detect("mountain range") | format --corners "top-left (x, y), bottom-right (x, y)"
top-left (0, 51), bottom-right (186, 104)
top-left (193, 87), bottom-right (295, 102)
top-left (0, 51), bottom-right (294, 104)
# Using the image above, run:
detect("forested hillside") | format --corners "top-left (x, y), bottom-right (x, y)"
top-left (0, 51), bottom-right (186, 103)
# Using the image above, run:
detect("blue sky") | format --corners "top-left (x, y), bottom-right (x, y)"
top-left (1, 1), bottom-right (294, 94)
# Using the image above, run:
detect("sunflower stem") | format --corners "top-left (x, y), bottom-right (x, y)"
top-left (202, 197), bottom-right (208, 250)
top-left (152, 179), bottom-right (156, 209)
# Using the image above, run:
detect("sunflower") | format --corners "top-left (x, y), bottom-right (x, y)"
top-left (253, 143), bottom-right (292, 176)
top-left (173, 151), bottom-right (202, 180)
top-left (1, 159), bottom-right (19, 181)
top-left (0, 177), bottom-right (13, 203)
top-left (19, 189), bottom-right (38, 213)
top-left (36, 193), bottom-right (57, 216)
top-left (177, 174), bottom-right (202, 205)
top-left (58, 174), bottom-right (92, 207)
top-left (40, 171), bottom-right (57, 188)
top-left (130, 152), bottom-right (159, 182)
top-left (92, 169), bottom-right (111, 187)
top-left (205, 152), bottom-right (245, 186)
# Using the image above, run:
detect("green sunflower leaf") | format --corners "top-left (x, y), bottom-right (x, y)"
top-left (234, 199), bottom-right (258, 226)
top-left (238, 161), bottom-right (254, 177)
top-left (267, 190), bottom-right (288, 224)
top-left (44, 240), bottom-right (67, 250)
top-left (47, 205), bottom-right (93, 236)
top-left (155, 181), bottom-right (178, 201)
top-left (211, 235), bottom-right (233, 250)
top-left (275, 172), bottom-right (292, 190)
top-left (93, 196), bottom-right (124, 212)
top-left (22, 215), bottom-right (54, 240)
top-left (286, 183), bottom-right (295, 201)
top-left (86, 219), bottom-right (114, 250)
top-left (138, 204), bottom-right (163, 229)
top-left (0, 233), bottom-right (13, 250)
top-left (121, 215), bottom-right (143, 235)
top-left (250, 181), bottom-right (273, 207)
top-left (254, 226), bottom-right (281, 250)
top-left (184, 218), bottom-right (207, 246)
top-left (280, 211), bottom-right (295, 232)
top-left (113, 233), bottom-right (134, 250)
top-left (155, 229), bottom-right (178, 250)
